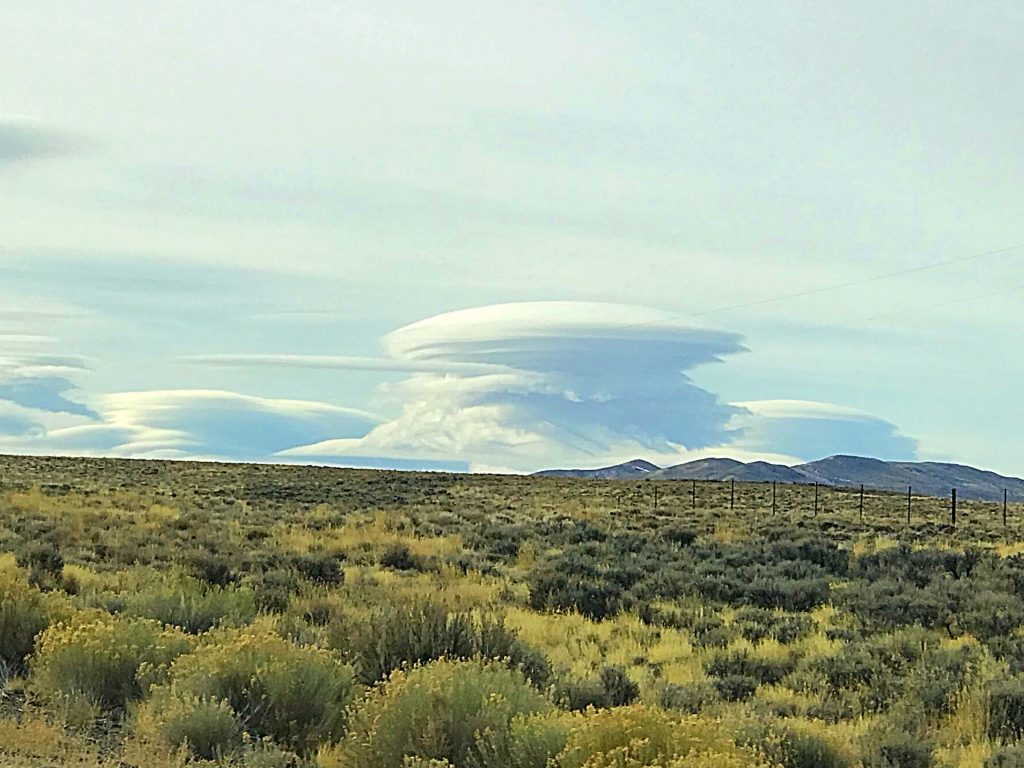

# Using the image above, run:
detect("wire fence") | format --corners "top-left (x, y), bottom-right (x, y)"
top-left (637, 478), bottom-right (1022, 532)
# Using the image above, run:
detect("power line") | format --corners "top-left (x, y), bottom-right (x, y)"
top-left (753, 279), bottom-right (1024, 347)
top-left (613, 242), bottom-right (1024, 333)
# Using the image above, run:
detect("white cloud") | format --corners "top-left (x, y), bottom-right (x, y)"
top-left (0, 334), bottom-right (59, 346)
top-left (733, 399), bottom-right (878, 421)
top-left (2, 3), bottom-right (1019, 474)
top-left (0, 389), bottom-right (378, 461)
top-left (183, 353), bottom-right (511, 375)
top-left (275, 303), bottom-right (922, 472)
top-left (731, 399), bottom-right (917, 462)
top-left (280, 301), bottom-right (749, 471)
top-left (1, 300), bottom-right (923, 472)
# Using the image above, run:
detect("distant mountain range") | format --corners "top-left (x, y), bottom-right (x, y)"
top-left (533, 455), bottom-right (1024, 502)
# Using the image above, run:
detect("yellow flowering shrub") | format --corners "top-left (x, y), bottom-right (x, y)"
top-left (142, 628), bottom-right (357, 756)
top-left (31, 612), bottom-right (193, 709)
top-left (472, 711), bottom-right (572, 768)
top-left (0, 564), bottom-right (67, 671)
top-left (0, 717), bottom-right (70, 760)
top-left (556, 705), bottom-right (776, 768)
top-left (318, 658), bottom-right (554, 768)
top-left (134, 691), bottom-right (242, 761)
top-left (736, 718), bottom-right (855, 768)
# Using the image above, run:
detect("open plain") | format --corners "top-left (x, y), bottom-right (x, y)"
top-left (3, 455), bottom-right (1024, 767)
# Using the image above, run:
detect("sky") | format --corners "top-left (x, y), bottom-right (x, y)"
top-left (2, 1), bottom-right (1023, 475)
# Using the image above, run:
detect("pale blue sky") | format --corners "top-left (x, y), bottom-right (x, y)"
top-left (2, 1), bottom-right (1023, 473)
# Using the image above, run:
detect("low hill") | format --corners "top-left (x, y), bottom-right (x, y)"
top-left (654, 458), bottom-right (807, 483)
top-left (534, 454), bottom-right (1024, 502)
top-left (533, 458), bottom-right (660, 480)
top-left (797, 455), bottom-right (1024, 502)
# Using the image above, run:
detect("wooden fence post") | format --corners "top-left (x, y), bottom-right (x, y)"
top-left (951, 488), bottom-right (957, 527)
top-left (907, 486), bottom-right (912, 525)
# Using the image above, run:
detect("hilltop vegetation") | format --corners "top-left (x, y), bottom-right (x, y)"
top-left (3, 455), bottom-right (1024, 767)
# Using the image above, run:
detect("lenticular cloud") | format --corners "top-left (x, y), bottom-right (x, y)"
top-left (0, 299), bottom-right (919, 469)
top-left (732, 399), bottom-right (917, 462)
top-left (282, 302), bottom-right (749, 470)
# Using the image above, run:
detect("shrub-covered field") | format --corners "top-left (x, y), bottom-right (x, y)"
top-left (3, 455), bottom-right (1024, 767)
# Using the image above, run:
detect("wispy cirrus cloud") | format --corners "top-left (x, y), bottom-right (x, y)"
top-left (0, 309), bottom-right (80, 323)
top-left (184, 353), bottom-right (512, 375)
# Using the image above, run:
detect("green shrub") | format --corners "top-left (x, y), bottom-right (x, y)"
top-left (555, 666), bottom-right (640, 710)
top-left (989, 677), bottom-right (1024, 741)
top-left (301, 596), bottom-right (338, 627)
top-left (804, 696), bottom-right (857, 724)
top-left (777, 727), bottom-right (851, 768)
top-left (656, 681), bottom-right (719, 714)
top-left (474, 616), bottom-right (551, 689)
top-left (468, 522), bottom-right (530, 560)
top-left (465, 711), bottom-right (570, 768)
top-left (734, 607), bottom-right (814, 644)
top-left (985, 743), bottom-right (1024, 767)
top-left (706, 650), bottom-right (795, 686)
top-left (862, 732), bottom-right (933, 768)
top-left (791, 631), bottom-right (927, 714)
top-left (712, 674), bottom-right (759, 702)
top-left (379, 544), bottom-right (419, 571)
top-left (331, 599), bottom-right (549, 687)
top-left (554, 674), bottom-right (609, 711)
top-left (662, 524), bottom-right (698, 546)
top-left (526, 554), bottom-right (626, 620)
top-left (740, 720), bottom-right (853, 768)
top-left (187, 552), bottom-right (237, 587)
top-left (154, 628), bottom-right (357, 755)
top-left (318, 659), bottom-right (552, 768)
top-left (596, 666), bottom-right (639, 706)
top-left (136, 691), bottom-right (243, 760)
top-left (123, 575), bottom-right (258, 634)
top-left (289, 553), bottom-right (345, 585)
top-left (15, 542), bottom-right (64, 589)
top-left (689, 616), bottom-right (734, 648)
top-left (0, 566), bottom-right (64, 673)
top-left (251, 568), bottom-right (302, 614)
top-left (32, 613), bottom-right (192, 710)
top-left (901, 644), bottom-right (981, 716)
